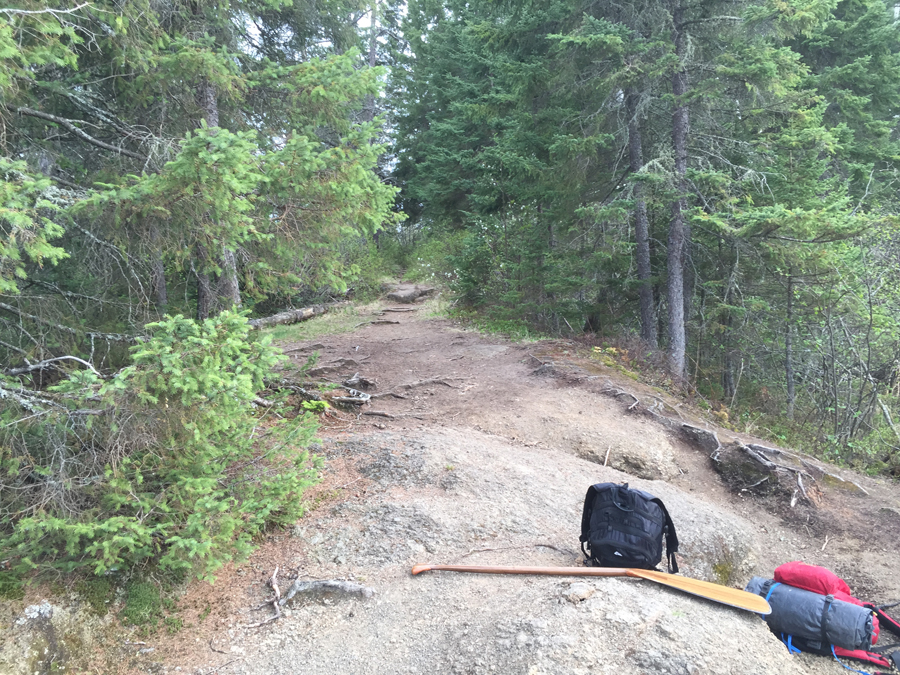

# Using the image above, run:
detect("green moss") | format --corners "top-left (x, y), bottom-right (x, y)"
top-left (0, 570), bottom-right (25, 600)
top-left (75, 577), bottom-right (114, 616)
top-left (712, 559), bottom-right (736, 586)
top-left (121, 581), bottom-right (162, 627)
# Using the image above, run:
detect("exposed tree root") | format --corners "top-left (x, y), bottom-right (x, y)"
top-left (355, 319), bottom-right (401, 327)
top-left (401, 378), bottom-right (462, 390)
top-left (343, 373), bottom-right (376, 389)
top-left (602, 387), bottom-right (640, 410)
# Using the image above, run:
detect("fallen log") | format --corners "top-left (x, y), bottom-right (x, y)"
top-left (249, 301), bottom-right (350, 329)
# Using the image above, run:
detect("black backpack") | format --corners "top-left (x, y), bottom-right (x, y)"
top-left (579, 482), bottom-right (679, 573)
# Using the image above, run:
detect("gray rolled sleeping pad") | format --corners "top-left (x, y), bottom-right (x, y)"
top-left (745, 576), bottom-right (875, 651)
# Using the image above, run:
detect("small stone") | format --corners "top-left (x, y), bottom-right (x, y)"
top-left (564, 582), bottom-right (595, 604)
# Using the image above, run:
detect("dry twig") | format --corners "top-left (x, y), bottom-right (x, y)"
top-left (242, 567), bottom-right (282, 629)
top-left (209, 639), bottom-right (228, 654)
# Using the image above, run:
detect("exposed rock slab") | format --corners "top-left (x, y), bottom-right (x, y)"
top-left (577, 438), bottom-right (681, 481)
top-left (385, 284), bottom-right (436, 303)
top-left (231, 429), bottom-right (805, 675)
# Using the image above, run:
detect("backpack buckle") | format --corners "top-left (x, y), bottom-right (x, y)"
top-left (613, 485), bottom-right (635, 512)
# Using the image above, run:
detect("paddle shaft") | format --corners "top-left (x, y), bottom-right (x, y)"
top-left (413, 564), bottom-right (631, 577)
top-left (411, 564), bottom-right (771, 615)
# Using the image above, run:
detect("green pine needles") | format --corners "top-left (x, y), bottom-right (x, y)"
top-left (0, 311), bottom-right (320, 580)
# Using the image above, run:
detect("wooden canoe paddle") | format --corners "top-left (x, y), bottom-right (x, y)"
top-left (411, 564), bottom-right (771, 615)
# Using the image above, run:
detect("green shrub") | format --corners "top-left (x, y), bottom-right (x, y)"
top-left (0, 310), bottom-right (320, 580)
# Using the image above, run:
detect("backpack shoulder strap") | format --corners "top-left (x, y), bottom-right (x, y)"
top-left (579, 484), bottom-right (597, 545)
top-left (865, 603), bottom-right (900, 641)
top-left (650, 497), bottom-right (679, 574)
top-left (832, 646), bottom-right (897, 671)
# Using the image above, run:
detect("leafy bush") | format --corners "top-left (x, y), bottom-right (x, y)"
top-left (0, 311), bottom-right (320, 580)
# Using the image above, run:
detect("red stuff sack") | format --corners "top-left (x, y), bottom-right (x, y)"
top-left (773, 561), bottom-right (900, 671)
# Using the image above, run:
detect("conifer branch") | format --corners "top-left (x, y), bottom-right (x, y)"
top-left (15, 107), bottom-right (146, 161)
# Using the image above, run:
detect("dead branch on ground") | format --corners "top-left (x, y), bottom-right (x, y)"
top-left (209, 639), bottom-right (228, 654)
top-left (5, 355), bottom-right (102, 378)
top-left (329, 388), bottom-right (371, 406)
top-left (242, 567), bottom-right (282, 629)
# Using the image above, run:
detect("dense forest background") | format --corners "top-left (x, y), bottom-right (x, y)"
top-left (3, 0), bottom-right (900, 578)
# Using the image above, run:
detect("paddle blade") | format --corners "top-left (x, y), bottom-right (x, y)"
top-left (628, 569), bottom-right (771, 615)
top-left (411, 563), bottom-right (771, 615)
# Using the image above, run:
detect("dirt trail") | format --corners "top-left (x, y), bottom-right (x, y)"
top-left (6, 294), bottom-right (899, 675)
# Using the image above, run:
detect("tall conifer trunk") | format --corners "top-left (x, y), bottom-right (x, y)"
top-left (626, 89), bottom-right (657, 349)
top-left (668, 0), bottom-right (690, 380)
top-left (785, 270), bottom-right (796, 419)
top-left (149, 222), bottom-right (167, 311)
top-left (363, 0), bottom-right (378, 123)
top-left (197, 78), bottom-right (241, 315)
top-left (196, 243), bottom-right (212, 321)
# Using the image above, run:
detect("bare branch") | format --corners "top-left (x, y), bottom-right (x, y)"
top-left (0, 300), bottom-right (137, 343)
top-left (16, 107), bottom-right (146, 161)
top-left (0, 3), bottom-right (91, 16)
top-left (5, 355), bottom-right (102, 378)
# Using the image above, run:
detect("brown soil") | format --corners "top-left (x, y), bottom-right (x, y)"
top-left (48, 294), bottom-right (900, 674)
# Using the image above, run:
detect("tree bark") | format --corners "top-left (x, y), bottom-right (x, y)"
top-left (149, 222), bottom-right (168, 311)
top-left (200, 79), bottom-right (219, 128)
top-left (216, 246), bottom-right (241, 310)
top-left (723, 313), bottom-right (735, 399)
top-left (625, 89), bottom-right (658, 349)
top-left (198, 78), bottom-right (241, 313)
top-left (785, 270), bottom-right (796, 419)
top-left (363, 0), bottom-right (378, 123)
top-left (196, 244), bottom-right (212, 321)
top-left (668, 0), bottom-right (690, 380)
